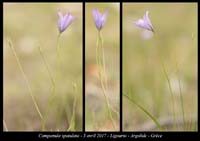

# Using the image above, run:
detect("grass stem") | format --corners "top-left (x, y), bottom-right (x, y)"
top-left (67, 83), bottom-right (78, 131)
top-left (8, 39), bottom-right (44, 122)
top-left (160, 59), bottom-right (177, 129)
top-left (37, 42), bottom-right (56, 131)
top-left (96, 31), bottom-right (116, 130)
top-left (123, 93), bottom-right (164, 131)
top-left (175, 61), bottom-right (186, 130)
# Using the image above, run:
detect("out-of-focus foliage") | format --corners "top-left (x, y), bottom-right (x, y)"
top-left (123, 3), bottom-right (197, 131)
top-left (3, 3), bottom-right (82, 131)
top-left (85, 3), bottom-right (120, 131)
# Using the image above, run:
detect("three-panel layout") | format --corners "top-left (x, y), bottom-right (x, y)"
top-left (3, 3), bottom-right (197, 131)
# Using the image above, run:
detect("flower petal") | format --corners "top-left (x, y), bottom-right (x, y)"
top-left (58, 10), bottom-right (64, 33)
top-left (101, 10), bottom-right (109, 28)
top-left (58, 10), bottom-right (75, 33)
top-left (62, 13), bottom-right (70, 31)
top-left (92, 8), bottom-right (101, 21)
top-left (143, 11), bottom-right (152, 26)
top-left (93, 8), bottom-right (102, 30)
top-left (58, 9), bottom-right (63, 19)
top-left (63, 13), bottom-right (76, 30)
top-left (135, 19), bottom-right (146, 29)
top-left (143, 11), bottom-right (154, 31)
top-left (135, 11), bottom-right (154, 32)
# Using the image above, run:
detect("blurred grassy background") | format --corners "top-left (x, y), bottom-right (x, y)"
top-left (123, 3), bottom-right (197, 131)
top-left (3, 3), bottom-right (82, 131)
top-left (85, 3), bottom-right (119, 131)
top-left (3, 2), bottom-right (197, 132)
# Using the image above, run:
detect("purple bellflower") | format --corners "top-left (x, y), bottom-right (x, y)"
top-left (57, 10), bottom-right (76, 33)
top-left (92, 8), bottom-right (109, 31)
top-left (135, 11), bottom-right (154, 32)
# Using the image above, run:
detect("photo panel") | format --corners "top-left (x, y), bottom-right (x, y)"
top-left (3, 3), bottom-right (83, 131)
top-left (85, 2), bottom-right (120, 131)
top-left (2, 1), bottom-right (198, 139)
top-left (123, 3), bottom-right (197, 131)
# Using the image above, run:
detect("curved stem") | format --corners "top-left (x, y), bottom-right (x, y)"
top-left (56, 34), bottom-right (61, 84)
top-left (100, 32), bottom-right (108, 90)
top-left (8, 39), bottom-right (44, 121)
top-left (175, 60), bottom-right (186, 129)
top-left (38, 43), bottom-right (55, 88)
top-left (96, 31), bottom-right (116, 130)
top-left (37, 42), bottom-right (56, 131)
top-left (123, 93), bottom-right (164, 131)
top-left (160, 59), bottom-right (176, 129)
top-left (100, 78), bottom-right (116, 130)
top-left (155, 34), bottom-right (177, 130)
top-left (67, 83), bottom-right (78, 131)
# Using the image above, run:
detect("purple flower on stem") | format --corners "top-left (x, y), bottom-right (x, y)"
top-left (92, 8), bottom-right (109, 31)
top-left (57, 10), bottom-right (76, 33)
top-left (135, 11), bottom-right (154, 32)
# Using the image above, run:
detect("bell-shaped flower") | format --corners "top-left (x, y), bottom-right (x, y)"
top-left (135, 11), bottom-right (154, 32)
top-left (92, 8), bottom-right (109, 31)
top-left (57, 10), bottom-right (76, 33)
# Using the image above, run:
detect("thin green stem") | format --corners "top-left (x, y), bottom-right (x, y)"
top-left (160, 60), bottom-right (176, 129)
top-left (3, 119), bottom-right (8, 131)
top-left (67, 83), bottom-right (78, 131)
top-left (100, 78), bottom-right (116, 130)
top-left (123, 93), bottom-right (164, 131)
top-left (187, 115), bottom-right (192, 130)
top-left (155, 33), bottom-right (177, 130)
top-left (37, 42), bottom-right (56, 131)
top-left (56, 34), bottom-right (61, 87)
top-left (175, 61), bottom-right (186, 130)
top-left (96, 33), bottom-right (102, 79)
top-left (96, 31), bottom-right (116, 130)
top-left (38, 43), bottom-right (55, 88)
top-left (100, 32), bottom-right (108, 90)
top-left (41, 34), bottom-right (61, 131)
top-left (7, 39), bottom-right (44, 121)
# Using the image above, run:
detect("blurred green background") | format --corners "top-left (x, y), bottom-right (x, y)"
top-left (3, 3), bottom-right (82, 131)
top-left (85, 3), bottom-right (120, 131)
top-left (123, 3), bottom-right (197, 131)
top-left (3, 2), bottom-right (197, 132)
